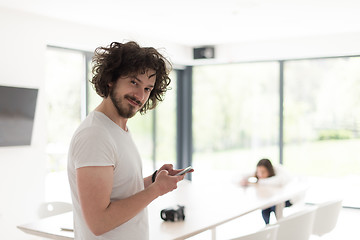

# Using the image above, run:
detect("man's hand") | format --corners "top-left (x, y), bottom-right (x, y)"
top-left (157, 164), bottom-right (194, 177)
top-left (150, 164), bottom-right (194, 196)
top-left (153, 170), bottom-right (183, 196)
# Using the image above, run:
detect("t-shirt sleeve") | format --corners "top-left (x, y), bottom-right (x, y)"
top-left (71, 126), bottom-right (116, 169)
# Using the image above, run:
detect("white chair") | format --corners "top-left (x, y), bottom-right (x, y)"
top-left (312, 199), bottom-right (342, 237)
top-left (229, 225), bottom-right (279, 240)
top-left (275, 206), bottom-right (317, 240)
top-left (38, 201), bottom-right (72, 218)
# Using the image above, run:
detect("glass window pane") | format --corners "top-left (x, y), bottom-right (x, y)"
top-left (283, 57), bottom-right (360, 207)
top-left (45, 48), bottom-right (84, 202)
top-left (284, 57), bottom-right (360, 177)
top-left (155, 71), bottom-right (177, 169)
top-left (192, 62), bottom-right (279, 183)
top-left (45, 48), bottom-right (84, 172)
top-left (127, 111), bottom-right (154, 174)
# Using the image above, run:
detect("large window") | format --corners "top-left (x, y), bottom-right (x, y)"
top-left (192, 62), bottom-right (279, 183)
top-left (154, 73), bottom-right (177, 169)
top-left (283, 57), bottom-right (360, 207)
top-left (45, 47), bottom-right (86, 202)
top-left (191, 56), bottom-right (360, 207)
top-left (283, 57), bottom-right (360, 177)
top-left (45, 48), bottom-right (84, 173)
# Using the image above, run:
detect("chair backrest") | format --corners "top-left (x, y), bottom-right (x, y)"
top-left (312, 199), bottom-right (342, 236)
top-left (275, 206), bottom-right (317, 240)
top-left (229, 225), bottom-right (279, 240)
top-left (38, 201), bottom-right (72, 218)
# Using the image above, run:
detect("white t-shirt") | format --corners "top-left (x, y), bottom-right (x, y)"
top-left (67, 111), bottom-right (149, 240)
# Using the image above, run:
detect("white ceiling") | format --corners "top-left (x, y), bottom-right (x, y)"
top-left (1, 0), bottom-right (360, 47)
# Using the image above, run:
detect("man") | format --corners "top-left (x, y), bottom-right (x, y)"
top-left (67, 41), bottom-right (188, 240)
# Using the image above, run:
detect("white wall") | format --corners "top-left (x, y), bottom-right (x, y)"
top-left (0, 8), bottom-right (47, 240)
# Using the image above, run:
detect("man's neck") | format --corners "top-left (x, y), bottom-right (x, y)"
top-left (95, 99), bottom-right (128, 131)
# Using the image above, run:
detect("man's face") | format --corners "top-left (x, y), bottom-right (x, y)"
top-left (109, 69), bottom-right (156, 119)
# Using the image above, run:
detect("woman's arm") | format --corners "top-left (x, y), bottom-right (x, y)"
top-left (258, 165), bottom-right (292, 186)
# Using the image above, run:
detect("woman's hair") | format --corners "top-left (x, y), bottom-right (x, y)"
top-left (90, 41), bottom-right (172, 114)
top-left (255, 158), bottom-right (275, 178)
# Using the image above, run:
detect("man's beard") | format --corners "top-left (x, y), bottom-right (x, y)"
top-left (109, 89), bottom-right (142, 119)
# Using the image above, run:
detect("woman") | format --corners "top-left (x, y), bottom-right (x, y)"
top-left (241, 158), bottom-right (292, 224)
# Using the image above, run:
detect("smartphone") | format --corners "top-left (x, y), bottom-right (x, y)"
top-left (175, 166), bottom-right (193, 176)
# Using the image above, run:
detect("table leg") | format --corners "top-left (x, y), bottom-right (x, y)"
top-left (211, 227), bottom-right (217, 240)
top-left (275, 202), bottom-right (285, 220)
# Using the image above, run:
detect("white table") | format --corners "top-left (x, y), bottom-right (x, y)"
top-left (18, 212), bottom-right (74, 240)
top-left (18, 180), bottom-right (308, 240)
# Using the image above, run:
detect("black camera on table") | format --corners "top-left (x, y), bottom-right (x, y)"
top-left (160, 205), bottom-right (185, 222)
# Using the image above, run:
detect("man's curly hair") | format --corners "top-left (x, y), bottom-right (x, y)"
top-left (90, 41), bottom-right (172, 114)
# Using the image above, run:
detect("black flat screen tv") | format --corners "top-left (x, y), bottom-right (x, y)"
top-left (0, 85), bottom-right (38, 146)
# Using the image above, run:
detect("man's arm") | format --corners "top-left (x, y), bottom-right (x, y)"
top-left (144, 174), bottom-right (153, 188)
top-left (77, 166), bottom-right (182, 236)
